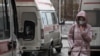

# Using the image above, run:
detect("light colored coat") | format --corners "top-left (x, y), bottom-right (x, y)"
top-left (68, 11), bottom-right (92, 56)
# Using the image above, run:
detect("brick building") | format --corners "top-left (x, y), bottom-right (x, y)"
top-left (51, 0), bottom-right (79, 20)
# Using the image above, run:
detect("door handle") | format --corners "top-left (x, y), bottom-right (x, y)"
top-left (8, 41), bottom-right (17, 50)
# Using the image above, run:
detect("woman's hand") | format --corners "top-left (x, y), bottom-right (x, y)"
top-left (80, 26), bottom-right (89, 42)
top-left (80, 26), bottom-right (85, 32)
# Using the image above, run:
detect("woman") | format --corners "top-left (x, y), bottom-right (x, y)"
top-left (68, 11), bottom-right (92, 56)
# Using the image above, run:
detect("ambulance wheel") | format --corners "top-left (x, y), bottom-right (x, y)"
top-left (56, 48), bottom-right (61, 53)
top-left (55, 43), bottom-right (62, 53)
top-left (22, 52), bottom-right (33, 56)
top-left (48, 46), bottom-right (53, 56)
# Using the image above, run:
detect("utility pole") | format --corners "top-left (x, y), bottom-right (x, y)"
top-left (64, 0), bottom-right (67, 20)
top-left (69, 0), bottom-right (73, 20)
top-left (78, 0), bottom-right (82, 11)
top-left (59, 0), bottom-right (61, 21)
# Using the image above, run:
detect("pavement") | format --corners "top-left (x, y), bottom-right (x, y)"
top-left (62, 39), bottom-right (69, 48)
top-left (54, 48), bottom-right (68, 56)
top-left (39, 39), bottom-right (69, 56)
top-left (54, 39), bottom-right (69, 56)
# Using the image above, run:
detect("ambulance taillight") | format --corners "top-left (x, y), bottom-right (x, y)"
top-left (41, 29), bottom-right (44, 39)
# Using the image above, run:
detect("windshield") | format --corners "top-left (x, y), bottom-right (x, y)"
top-left (40, 11), bottom-right (58, 27)
top-left (0, 0), bottom-right (10, 40)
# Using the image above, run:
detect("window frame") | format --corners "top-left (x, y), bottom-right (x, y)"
top-left (21, 12), bottom-right (38, 24)
top-left (40, 11), bottom-right (58, 27)
top-left (51, 12), bottom-right (58, 24)
top-left (85, 10), bottom-right (100, 27)
top-left (46, 12), bottom-right (53, 25)
top-left (0, 0), bottom-right (10, 40)
top-left (40, 12), bottom-right (48, 26)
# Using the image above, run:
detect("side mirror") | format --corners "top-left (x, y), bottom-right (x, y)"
top-left (23, 21), bottom-right (35, 41)
top-left (59, 21), bottom-right (65, 25)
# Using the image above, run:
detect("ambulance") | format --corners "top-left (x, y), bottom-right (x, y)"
top-left (81, 0), bottom-right (100, 55)
top-left (0, 0), bottom-right (20, 56)
top-left (15, 0), bottom-right (62, 56)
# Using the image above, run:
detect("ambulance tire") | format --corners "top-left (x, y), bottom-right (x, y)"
top-left (56, 48), bottom-right (61, 53)
top-left (22, 52), bottom-right (34, 56)
top-left (55, 42), bottom-right (62, 53)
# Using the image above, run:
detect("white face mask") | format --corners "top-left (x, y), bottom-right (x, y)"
top-left (79, 21), bottom-right (85, 25)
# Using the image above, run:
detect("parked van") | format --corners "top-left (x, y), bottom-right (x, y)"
top-left (0, 0), bottom-right (20, 56)
top-left (81, 0), bottom-right (100, 55)
top-left (15, 0), bottom-right (62, 56)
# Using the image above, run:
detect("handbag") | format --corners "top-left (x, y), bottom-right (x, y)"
top-left (68, 47), bottom-right (74, 56)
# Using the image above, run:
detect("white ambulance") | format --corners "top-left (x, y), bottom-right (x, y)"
top-left (0, 0), bottom-right (20, 56)
top-left (15, 0), bottom-right (62, 56)
top-left (81, 0), bottom-right (100, 55)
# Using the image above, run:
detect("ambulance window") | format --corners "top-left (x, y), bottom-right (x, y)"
top-left (51, 13), bottom-right (57, 24)
top-left (0, 13), bottom-right (4, 39)
top-left (0, 0), bottom-right (10, 40)
top-left (86, 10), bottom-right (100, 27)
top-left (41, 13), bottom-right (48, 26)
top-left (46, 13), bottom-right (53, 25)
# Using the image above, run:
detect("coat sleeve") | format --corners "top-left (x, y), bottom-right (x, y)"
top-left (81, 25), bottom-right (93, 43)
top-left (68, 25), bottom-right (75, 48)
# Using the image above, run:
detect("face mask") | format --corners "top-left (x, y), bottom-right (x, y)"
top-left (79, 21), bottom-right (86, 25)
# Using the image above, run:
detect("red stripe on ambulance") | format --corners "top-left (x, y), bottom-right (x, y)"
top-left (84, 2), bottom-right (100, 4)
top-left (0, 41), bottom-right (10, 55)
top-left (44, 25), bottom-right (53, 32)
top-left (43, 24), bottom-right (59, 32)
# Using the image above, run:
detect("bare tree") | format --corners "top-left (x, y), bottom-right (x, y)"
top-left (51, 0), bottom-right (79, 20)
